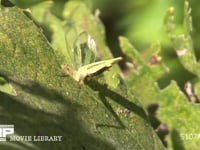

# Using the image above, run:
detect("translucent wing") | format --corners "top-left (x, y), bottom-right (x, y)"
top-left (74, 32), bottom-right (96, 68)
top-left (64, 22), bottom-right (113, 83)
top-left (65, 23), bottom-right (96, 70)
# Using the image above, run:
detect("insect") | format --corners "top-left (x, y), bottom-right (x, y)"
top-left (62, 24), bottom-right (122, 83)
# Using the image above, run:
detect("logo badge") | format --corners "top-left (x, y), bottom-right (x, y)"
top-left (0, 125), bottom-right (14, 141)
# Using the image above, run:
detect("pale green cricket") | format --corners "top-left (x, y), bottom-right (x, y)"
top-left (62, 24), bottom-right (122, 83)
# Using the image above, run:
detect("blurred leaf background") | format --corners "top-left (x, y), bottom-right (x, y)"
top-left (93, 0), bottom-right (200, 90)
top-left (10, 0), bottom-right (200, 88)
top-left (1, 0), bottom-right (200, 149)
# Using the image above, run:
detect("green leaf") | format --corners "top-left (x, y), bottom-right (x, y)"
top-left (0, 6), bottom-right (164, 150)
top-left (119, 36), bottom-right (168, 107)
top-left (120, 1), bottom-right (200, 150)
top-left (164, 0), bottom-right (200, 76)
top-left (119, 34), bottom-right (200, 150)
top-left (158, 82), bottom-right (200, 150)
top-left (162, 1), bottom-right (200, 149)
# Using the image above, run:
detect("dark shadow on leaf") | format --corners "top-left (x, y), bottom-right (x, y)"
top-left (171, 129), bottom-right (185, 150)
top-left (1, 0), bottom-right (14, 7)
top-left (98, 93), bottom-right (125, 129)
top-left (0, 79), bottom-right (116, 150)
top-left (86, 79), bottom-right (148, 128)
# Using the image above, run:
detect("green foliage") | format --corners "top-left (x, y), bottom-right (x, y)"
top-left (162, 2), bottom-right (200, 149)
top-left (1, 0), bottom-right (200, 149)
top-left (119, 36), bottom-right (167, 107)
top-left (119, 1), bottom-right (200, 150)
top-left (29, 0), bottom-right (121, 88)
top-left (0, 1), bottom-right (165, 150)
top-left (165, 1), bottom-right (199, 75)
